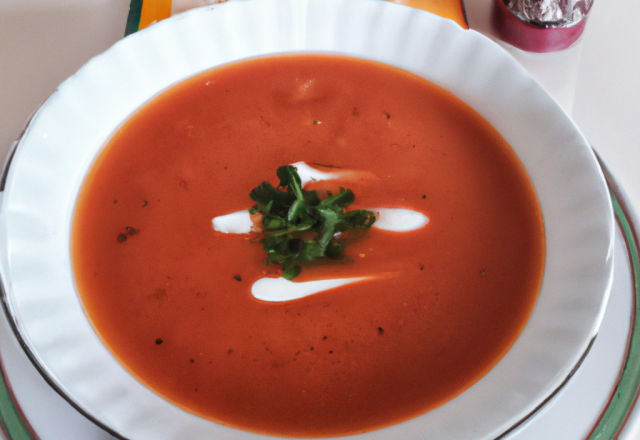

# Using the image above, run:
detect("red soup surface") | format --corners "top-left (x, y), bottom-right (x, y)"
top-left (72, 54), bottom-right (545, 437)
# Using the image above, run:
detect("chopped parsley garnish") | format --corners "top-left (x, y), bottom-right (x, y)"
top-left (249, 165), bottom-right (376, 280)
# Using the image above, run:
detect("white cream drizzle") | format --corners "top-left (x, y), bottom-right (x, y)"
top-left (251, 276), bottom-right (370, 302)
top-left (290, 161), bottom-right (376, 186)
top-left (291, 161), bottom-right (340, 185)
top-left (211, 210), bottom-right (258, 234)
top-left (371, 208), bottom-right (429, 232)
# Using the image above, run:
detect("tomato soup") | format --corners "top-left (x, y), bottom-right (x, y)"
top-left (72, 54), bottom-right (545, 437)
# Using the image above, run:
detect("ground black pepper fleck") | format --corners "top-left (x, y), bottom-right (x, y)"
top-left (155, 338), bottom-right (163, 345)
top-left (118, 234), bottom-right (127, 242)
top-left (234, 275), bottom-right (242, 281)
top-left (378, 327), bottom-right (385, 335)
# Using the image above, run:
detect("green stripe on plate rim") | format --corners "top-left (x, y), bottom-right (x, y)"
top-left (588, 154), bottom-right (640, 440)
top-left (0, 366), bottom-right (34, 440)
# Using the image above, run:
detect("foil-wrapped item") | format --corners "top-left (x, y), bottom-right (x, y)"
top-left (493, 0), bottom-right (593, 51)
top-left (504, 0), bottom-right (594, 27)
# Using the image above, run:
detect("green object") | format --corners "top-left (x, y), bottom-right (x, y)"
top-left (587, 160), bottom-right (640, 440)
top-left (124, 0), bottom-right (143, 36)
top-left (250, 165), bottom-right (376, 280)
top-left (0, 367), bottom-right (34, 440)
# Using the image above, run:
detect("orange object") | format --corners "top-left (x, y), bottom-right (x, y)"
top-left (139, 0), bottom-right (172, 30)
top-left (127, 0), bottom-right (468, 34)
top-left (73, 54), bottom-right (543, 437)
top-left (386, 0), bottom-right (469, 29)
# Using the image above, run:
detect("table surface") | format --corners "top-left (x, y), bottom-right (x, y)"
top-left (0, 0), bottom-right (638, 439)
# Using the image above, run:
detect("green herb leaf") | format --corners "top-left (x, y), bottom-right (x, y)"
top-left (250, 182), bottom-right (295, 217)
top-left (282, 264), bottom-right (302, 281)
top-left (249, 165), bottom-right (375, 280)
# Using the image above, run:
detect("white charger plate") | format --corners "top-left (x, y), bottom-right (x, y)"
top-left (0, 0), bottom-right (614, 438)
